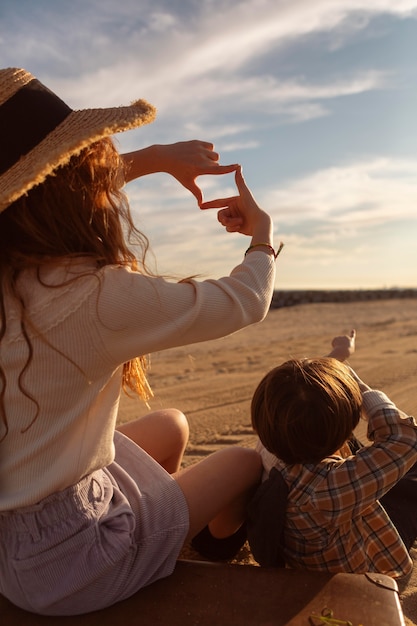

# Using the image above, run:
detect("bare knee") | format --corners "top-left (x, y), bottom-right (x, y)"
top-left (117, 408), bottom-right (189, 473)
top-left (164, 408), bottom-right (189, 450)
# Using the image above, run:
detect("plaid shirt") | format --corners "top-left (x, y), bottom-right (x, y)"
top-left (257, 390), bottom-right (417, 577)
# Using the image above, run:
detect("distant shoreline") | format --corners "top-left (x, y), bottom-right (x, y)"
top-left (271, 288), bottom-right (417, 308)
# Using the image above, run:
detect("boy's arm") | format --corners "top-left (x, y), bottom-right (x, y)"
top-left (316, 387), bottom-right (417, 522)
top-left (326, 329), bottom-right (371, 443)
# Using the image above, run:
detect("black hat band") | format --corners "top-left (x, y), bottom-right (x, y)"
top-left (0, 78), bottom-right (72, 175)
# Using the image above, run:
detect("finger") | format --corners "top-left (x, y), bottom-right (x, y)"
top-left (218, 212), bottom-right (243, 231)
top-left (200, 196), bottom-right (239, 210)
top-left (199, 140), bottom-right (215, 151)
top-left (209, 163), bottom-right (240, 173)
top-left (198, 140), bottom-right (218, 161)
top-left (198, 163), bottom-right (239, 175)
top-left (234, 166), bottom-right (255, 200)
top-left (184, 180), bottom-right (203, 205)
top-left (206, 149), bottom-right (219, 162)
top-left (217, 210), bottom-right (242, 225)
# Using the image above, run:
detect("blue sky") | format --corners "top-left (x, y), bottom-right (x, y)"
top-left (1, 0), bottom-right (417, 289)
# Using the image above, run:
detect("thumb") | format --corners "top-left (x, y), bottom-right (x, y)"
top-left (184, 179), bottom-right (203, 205)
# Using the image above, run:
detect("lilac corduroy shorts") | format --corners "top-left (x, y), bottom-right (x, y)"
top-left (0, 431), bottom-right (189, 616)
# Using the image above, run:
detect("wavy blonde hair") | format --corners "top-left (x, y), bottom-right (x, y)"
top-left (0, 137), bottom-right (152, 439)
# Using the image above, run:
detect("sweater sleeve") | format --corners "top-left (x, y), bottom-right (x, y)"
top-left (92, 250), bottom-right (276, 365)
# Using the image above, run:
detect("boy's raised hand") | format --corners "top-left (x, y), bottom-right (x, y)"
top-left (328, 329), bottom-right (356, 362)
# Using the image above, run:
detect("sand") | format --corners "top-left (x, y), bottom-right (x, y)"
top-left (117, 297), bottom-right (417, 625)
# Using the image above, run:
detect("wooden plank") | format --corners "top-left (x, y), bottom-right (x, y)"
top-left (0, 560), bottom-right (405, 625)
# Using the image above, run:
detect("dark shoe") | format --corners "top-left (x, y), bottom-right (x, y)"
top-left (191, 523), bottom-right (247, 561)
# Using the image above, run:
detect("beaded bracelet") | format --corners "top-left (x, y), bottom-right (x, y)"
top-left (244, 241), bottom-right (284, 260)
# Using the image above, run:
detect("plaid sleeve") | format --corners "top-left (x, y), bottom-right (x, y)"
top-left (312, 391), bottom-right (417, 523)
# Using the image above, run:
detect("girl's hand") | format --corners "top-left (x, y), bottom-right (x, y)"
top-left (155, 140), bottom-right (238, 205)
top-left (122, 140), bottom-right (238, 205)
top-left (200, 167), bottom-right (272, 238)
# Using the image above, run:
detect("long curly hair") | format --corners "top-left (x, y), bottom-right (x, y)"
top-left (0, 137), bottom-right (152, 440)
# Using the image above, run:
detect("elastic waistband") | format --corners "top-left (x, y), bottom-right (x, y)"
top-left (0, 469), bottom-right (111, 535)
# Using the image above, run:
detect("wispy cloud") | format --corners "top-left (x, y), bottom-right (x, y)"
top-left (122, 155), bottom-right (417, 286)
top-left (261, 157), bottom-right (417, 227)
top-left (1, 1), bottom-right (411, 146)
top-left (1, 0), bottom-right (416, 288)
top-left (3, 1), bottom-right (410, 98)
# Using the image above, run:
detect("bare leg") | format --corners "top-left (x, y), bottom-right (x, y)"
top-left (117, 413), bottom-right (261, 551)
top-left (117, 409), bottom-right (189, 474)
top-left (174, 446), bottom-right (262, 543)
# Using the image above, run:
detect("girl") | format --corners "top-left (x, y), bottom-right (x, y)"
top-left (0, 68), bottom-right (280, 615)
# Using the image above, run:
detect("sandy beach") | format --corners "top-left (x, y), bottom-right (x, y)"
top-left (117, 297), bottom-right (417, 625)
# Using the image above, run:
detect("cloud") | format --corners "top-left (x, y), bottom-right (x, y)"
top-left (119, 155), bottom-right (417, 287)
top-left (1, 0), bottom-right (416, 288)
top-left (261, 157), bottom-right (417, 228)
top-left (173, 70), bottom-right (389, 125)
top-left (1, 0), bottom-right (410, 147)
top-left (3, 1), bottom-right (410, 96)
top-left (221, 140), bottom-right (261, 152)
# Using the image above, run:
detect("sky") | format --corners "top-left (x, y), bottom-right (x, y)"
top-left (1, 0), bottom-right (417, 289)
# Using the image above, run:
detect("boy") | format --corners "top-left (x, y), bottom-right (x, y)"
top-left (248, 331), bottom-right (417, 578)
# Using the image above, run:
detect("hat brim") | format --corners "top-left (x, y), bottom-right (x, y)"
top-left (0, 98), bottom-right (156, 213)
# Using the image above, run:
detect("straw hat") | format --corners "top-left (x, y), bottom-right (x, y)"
top-left (0, 67), bottom-right (156, 213)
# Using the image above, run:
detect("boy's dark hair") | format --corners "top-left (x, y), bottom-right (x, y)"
top-left (251, 358), bottom-right (362, 464)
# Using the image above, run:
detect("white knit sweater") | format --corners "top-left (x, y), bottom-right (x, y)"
top-left (0, 251), bottom-right (275, 510)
